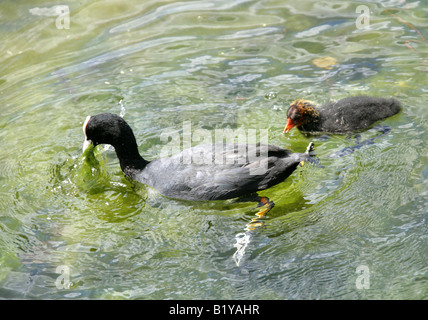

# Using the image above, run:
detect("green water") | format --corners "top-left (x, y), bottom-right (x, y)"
top-left (0, 0), bottom-right (427, 299)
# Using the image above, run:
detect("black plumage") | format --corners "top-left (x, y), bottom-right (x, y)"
top-left (83, 113), bottom-right (312, 201)
top-left (284, 96), bottom-right (401, 134)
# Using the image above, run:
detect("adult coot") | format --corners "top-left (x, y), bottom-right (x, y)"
top-left (283, 96), bottom-right (401, 134)
top-left (83, 113), bottom-right (314, 201)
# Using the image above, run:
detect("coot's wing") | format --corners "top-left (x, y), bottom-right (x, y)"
top-left (137, 144), bottom-right (305, 201)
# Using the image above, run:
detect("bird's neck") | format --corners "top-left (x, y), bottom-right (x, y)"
top-left (114, 142), bottom-right (149, 179)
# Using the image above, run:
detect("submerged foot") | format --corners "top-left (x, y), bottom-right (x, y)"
top-left (329, 125), bottom-right (392, 158)
top-left (233, 196), bottom-right (275, 266)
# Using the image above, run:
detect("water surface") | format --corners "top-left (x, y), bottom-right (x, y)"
top-left (0, 0), bottom-right (427, 299)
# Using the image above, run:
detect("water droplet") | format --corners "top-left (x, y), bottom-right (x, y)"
top-left (265, 92), bottom-right (277, 100)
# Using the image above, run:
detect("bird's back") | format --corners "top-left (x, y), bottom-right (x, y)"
top-left (302, 96), bottom-right (401, 133)
top-left (136, 143), bottom-right (307, 201)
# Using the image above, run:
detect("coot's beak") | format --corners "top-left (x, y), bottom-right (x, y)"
top-left (82, 115), bottom-right (92, 152)
top-left (83, 139), bottom-right (92, 153)
top-left (283, 118), bottom-right (296, 134)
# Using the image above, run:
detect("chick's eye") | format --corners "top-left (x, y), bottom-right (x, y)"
top-left (289, 110), bottom-right (301, 121)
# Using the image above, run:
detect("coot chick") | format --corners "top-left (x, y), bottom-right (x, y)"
top-left (283, 96), bottom-right (401, 134)
top-left (83, 113), bottom-right (314, 201)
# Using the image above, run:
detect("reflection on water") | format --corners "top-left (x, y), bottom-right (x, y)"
top-left (0, 0), bottom-right (427, 299)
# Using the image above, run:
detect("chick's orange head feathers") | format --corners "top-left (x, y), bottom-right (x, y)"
top-left (283, 99), bottom-right (318, 133)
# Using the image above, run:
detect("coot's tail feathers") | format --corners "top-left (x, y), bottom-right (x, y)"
top-left (302, 142), bottom-right (324, 168)
top-left (305, 141), bottom-right (314, 155)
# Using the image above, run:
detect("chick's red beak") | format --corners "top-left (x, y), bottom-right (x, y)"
top-left (283, 118), bottom-right (296, 134)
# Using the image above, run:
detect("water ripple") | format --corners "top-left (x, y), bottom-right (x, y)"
top-left (51, 36), bottom-right (195, 78)
top-left (110, 0), bottom-right (254, 33)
